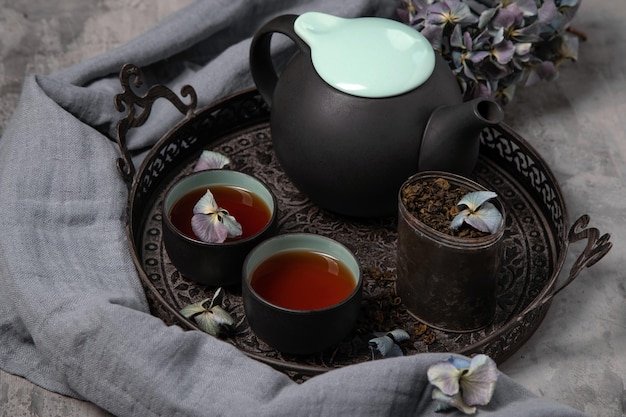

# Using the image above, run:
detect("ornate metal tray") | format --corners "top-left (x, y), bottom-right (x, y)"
top-left (115, 64), bottom-right (612, 380)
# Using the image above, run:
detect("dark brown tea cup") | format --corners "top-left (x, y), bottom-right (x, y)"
top-left (242, 233), bottom-right (362, 355)
top-left (162, 170), bottom-right (278, 287)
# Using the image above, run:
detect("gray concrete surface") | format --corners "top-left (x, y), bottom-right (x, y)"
top-left (1, 0), bottom-right (624, 416)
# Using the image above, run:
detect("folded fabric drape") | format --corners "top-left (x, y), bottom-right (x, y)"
top-left (0, 1), bottom-right (588, 415)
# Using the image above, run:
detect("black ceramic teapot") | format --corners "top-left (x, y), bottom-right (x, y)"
top-left (250, 12), bottom-right (503, 217)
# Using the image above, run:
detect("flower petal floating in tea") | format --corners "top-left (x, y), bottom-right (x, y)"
top-left (450, 190), bottom-right (502, 234)
top-left (191, 189), bottom-right (242, 243)
top-left (427, 354), bottom-right (499, 414)
top-left (193, 150), bottom-right (231, 172)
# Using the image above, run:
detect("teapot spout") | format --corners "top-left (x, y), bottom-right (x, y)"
top-left (418, 98), bottom-right (504, 176)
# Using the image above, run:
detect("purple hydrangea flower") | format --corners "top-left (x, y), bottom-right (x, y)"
top-left (397, 0), bottom-right (581, 104)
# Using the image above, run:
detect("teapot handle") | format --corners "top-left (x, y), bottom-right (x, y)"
top-left (249, 14), bottom-right (310, 107)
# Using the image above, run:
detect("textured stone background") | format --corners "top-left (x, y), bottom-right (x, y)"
top-left (1, 0), bottom-right (625, 416)
top-left (0, 0), bottom-right (192, 136)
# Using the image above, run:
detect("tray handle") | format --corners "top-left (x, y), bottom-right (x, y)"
top-left (499, 214), bottom-right (612, 336)
top-left (539, 214), bottom-right (612, 307)
top-left (114, 63), bottom-right (198, 185)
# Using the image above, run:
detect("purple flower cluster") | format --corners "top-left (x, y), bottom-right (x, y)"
top-left (397, 0), bottom-right (581, 104)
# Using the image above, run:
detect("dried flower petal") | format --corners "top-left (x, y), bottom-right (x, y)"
top-left (492, 40), bottom-right (516, 64)
top-left (454, 201), bottom-right (503, 234)
top-left (515, 0), bottom-right (538, 16)
top-left (191, 213), bottom-right (229, 242)
top-left (369, 335), bottom-right (400, 358)
top-left (180, 298), bottom-right (211, 319)
top-left (559, 33), bottom-right (580, 61)
top-left (398, 0), bottom-right (581, 104)
top-left (209, 286), bottom-right (225, 309)
top-left (387, 328), bottom-right (411, 342)
top-left (432, 388), bottom-right (477, 414)
top-left (460, 354), bottom-right (499, 406)
top-left (191, 190), bottom-right (242, 243)
top-left (478, 7), bottom-right (497, 30)
top-left (524, 60), bottom-right (557, 86)
top-left (368, 329), bottom-right (410, 358)
top-left (515, 42), bottom-right (532, 56)
top-left (451, 191), bottom-right (502, 234)
top-left (192, 188), bottom-right (219, 215)
top-left (537, 0), bottom-right (558, 25)
top-left (193, 150), bottom-right (230, 172)
top-left (428, 355), bottom-right (498, 414)
top-left (450, 208), bottom-right (471, 230)
top-left (428, 361), bottom-right (463, 395)
top-left (195, 310), bottom-right (222, 335)
top-left (179, 289), bottom-right (235, 337)
top-left (471, 201), bottom-right (503, 233)
top-left (195, 306), bottom-right (235, 336)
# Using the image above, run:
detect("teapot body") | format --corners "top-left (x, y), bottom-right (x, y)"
top-left (249, 13), bottom-right (503, 218)
top-left (271, 50), bottom-right (463, 217)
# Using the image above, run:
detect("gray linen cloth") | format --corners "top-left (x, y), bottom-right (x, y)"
top-left (0, 1), bottom-right (588, 416)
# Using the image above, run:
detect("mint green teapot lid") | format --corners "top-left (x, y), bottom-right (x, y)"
top-left (293, 12), bottom-right (435, 98)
